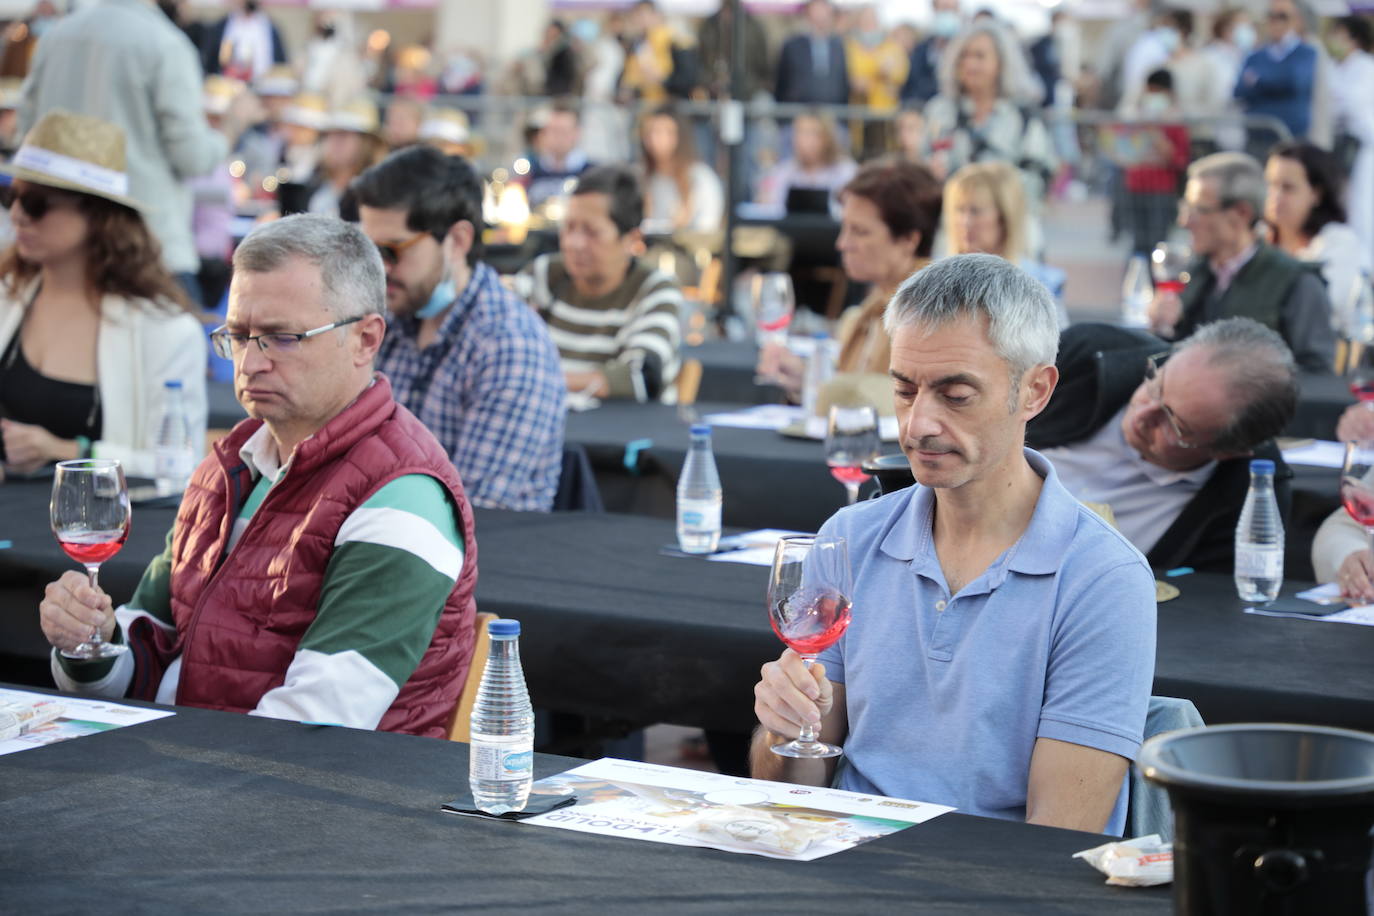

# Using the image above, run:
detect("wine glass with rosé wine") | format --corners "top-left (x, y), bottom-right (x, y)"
top-left (50, 459), bottom-right (130, 659)
top-left (825, 404), bottom-right (882, 506)
top-left (767, 535), bottom-right (852, 759)
top-left (1343, 442), bottom-right (1374, 562)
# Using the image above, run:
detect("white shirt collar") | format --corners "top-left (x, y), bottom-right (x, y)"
top-left (238, 423), bottom-right (288, 484)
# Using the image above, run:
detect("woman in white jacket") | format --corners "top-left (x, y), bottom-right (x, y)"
top-left (0, 111), bottom-right (206, 479)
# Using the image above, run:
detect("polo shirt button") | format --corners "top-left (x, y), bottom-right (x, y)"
top-left (935, 600), bottom-right (947, 612)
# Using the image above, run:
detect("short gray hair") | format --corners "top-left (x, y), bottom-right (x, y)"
top-left (1175, 317), bottom-right (1298, 454)
top-left (232, 214), bottom-right (386, 320)
top-left (1188, 152), bottom-right (1266, 225)
top-left (883, 254), bottom-right (1060, 394)
top-left (937, 22), bottom-right (1040, 104)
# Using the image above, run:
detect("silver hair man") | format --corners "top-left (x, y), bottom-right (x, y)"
top-left (233, 214), bottom-right (386, 320)
top-left (1186, 152), bottom-right (1267, 225)
top-left (885, 253), bottom-right (1060, 403)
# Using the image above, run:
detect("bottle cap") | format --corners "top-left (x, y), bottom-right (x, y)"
top-left (164, 380), bottom-right (183, 389)
top-left (690, 424), bottom-right (711, 436)
top-left (487, 619), bottom-right (520, 637)
top-left (1250, 458), bottom-right (1275, 474)
top-left (812, 331), bottom-right (829, 340)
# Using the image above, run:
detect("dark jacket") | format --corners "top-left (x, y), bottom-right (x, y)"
top-left (901, 37), bottom-right (943, 104)
top-left (697, 9), bottom-right (770, 99)
top-left (1026, 322), bottom-right (1292, 574)
top-left (1175, 242), bottom-right (1335, 374)
top-left (775, 33), bottom-right (849, 105)
top-left (199, 14), bottom-right (288, 77)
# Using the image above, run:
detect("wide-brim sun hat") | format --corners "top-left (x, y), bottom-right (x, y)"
top-left (418, 107), bottom-right (470, 145)
top-left (203, 75), bottom-right (246, 117)
top-left (0, 77), bottom-right (22, 112)
top-left (281, 92), bottom-right (328, 130)
top-left (323, 97), bottom-right (381, 136)
top-left (0, 109), bottom-right (145, 212)
top-left (255, 64), bottom-right (298, 98)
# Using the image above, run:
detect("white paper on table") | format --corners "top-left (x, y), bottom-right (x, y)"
top-left (1280, 440), bottom-right (1347, 468)
top-left (703, 404), bottom-right (804, 431)
top-left (0, 687), bottom-right (174, 756)
top-left (789, 415), bottom-right (900, 442)
top-left (705, 528), bottom-right (812, 566)
top-left (519, 757), bottom-right (953, 861)
top-left (1296, 582), bottom-right (1344, 603)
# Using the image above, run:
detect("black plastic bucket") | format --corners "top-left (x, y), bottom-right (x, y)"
top-left (1138, 724), bottom-right (1374, 915)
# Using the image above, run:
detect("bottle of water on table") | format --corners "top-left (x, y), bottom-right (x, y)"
top-left (677, 424), bottom-right (722, 554)
top-left (801, 331), bottom-right (833, 420)
top-left (1235, 458), bottom-right (1283, 603)
top-left (469, 619), bottom-right (535, 815)
top-left (154, 380), bottom-right (195, 496)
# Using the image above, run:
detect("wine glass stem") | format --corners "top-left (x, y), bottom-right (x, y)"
top-left (85, 563), bottom-right (103, 645)
top-left (797, 656), bottom-right (820, 744)
top-left (844, 482), bottom-right (860, 506)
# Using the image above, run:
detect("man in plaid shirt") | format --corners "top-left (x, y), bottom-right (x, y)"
top-left (353, 147), bottom-right (565, 511)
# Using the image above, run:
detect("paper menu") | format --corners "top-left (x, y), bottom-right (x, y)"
top-left (706, 528), bottom-right (812, 567)
top-left (0, 687), bottom-right (174, 756)
top-left (1280, 440), bottom-right (1346, 469)
top-left (519, 757), bottom-right (952, 861)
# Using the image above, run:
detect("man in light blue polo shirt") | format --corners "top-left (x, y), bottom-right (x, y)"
top-left (750, 254), bottom-right (1156, 836)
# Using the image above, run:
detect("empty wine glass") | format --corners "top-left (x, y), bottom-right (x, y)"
top-left (752, 272), bottom-right (795, 385)
top-left (825, 404), bottom-right (881, 506)
top-left (767, 535), bottom-right (852, 759)
top-left (1347, 339), bottom-right (1374, 410)
top-left (50, 459), bottom-right (131, 659)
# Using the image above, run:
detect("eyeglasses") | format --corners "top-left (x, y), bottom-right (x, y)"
top-left (210, 316), bottom-right (363, 359)
top-left (374, 232), bottom-right (430, 267)
top-left (0, 184), bottom-right (77, 221)
top-left (1143, 353), bottom-right (1203, 449)
top-left (1177, 200), bottom-right (1227, 219)
top-left (1266, 10), bottom-right (1291, 20)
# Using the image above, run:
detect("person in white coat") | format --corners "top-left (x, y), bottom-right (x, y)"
top-left (1328, 16), bottom-right (1374, 267)
top-left (0, 112), bottom-right (207, 480)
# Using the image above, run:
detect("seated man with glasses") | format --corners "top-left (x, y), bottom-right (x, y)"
top-left (1147, 151), bottom-right (1335, 373)
top-left (351, 146), bottom-right (565, 512)
top-left (1029, 317), bottom-right (1299, 573)
top-left (37, 215), bottom-right (478, 738)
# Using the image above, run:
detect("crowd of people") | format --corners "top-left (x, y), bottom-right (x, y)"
top-left (5, 0), bottom-right (1374, 841)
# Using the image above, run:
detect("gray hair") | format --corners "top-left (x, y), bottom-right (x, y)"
top-left (1175, 317), bottom-right (1298, 454)
top-left (232, 214), bottom-right (386, 320)
top-left (1188, 152), bottom-right (1266, 225)
top-left (883, 254), bottom-right (1060, 399)
top-left (937, 22), bottom-right (1039, 104)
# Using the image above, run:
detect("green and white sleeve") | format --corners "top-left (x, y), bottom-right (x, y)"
top-left (250, 474), bottom-right (464, 729)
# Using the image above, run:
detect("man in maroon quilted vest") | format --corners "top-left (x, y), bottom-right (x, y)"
top-left (39, 214), bottom-right (478, 738)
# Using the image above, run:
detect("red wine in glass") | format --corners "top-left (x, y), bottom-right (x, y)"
top-left (767, 535), bottom-right (853, 759)
top-left (51, 459), bottom-right (131, 660)
top-left (827, 464), bottom-right (872, 488)
top-left (1151, 242), bottom-right (1192, 295)
top-left (1342, 479), bottom-right (1374, 528)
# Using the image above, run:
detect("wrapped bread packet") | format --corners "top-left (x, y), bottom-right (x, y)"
top-left (1073, 833), bottom-right (1173, 887)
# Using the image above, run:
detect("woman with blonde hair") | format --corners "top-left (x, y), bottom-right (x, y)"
top-left (639, 106), bottom-right (724, 234)
top-left (0, 111), bottom-right (207, 477)
top-left (923, 21), bottom-right (1055, 253)
top-left (943, 161), bottom-right (1067, 325)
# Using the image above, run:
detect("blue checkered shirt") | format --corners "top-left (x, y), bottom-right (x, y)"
top-left (378, 261), bottom-right (566, 511)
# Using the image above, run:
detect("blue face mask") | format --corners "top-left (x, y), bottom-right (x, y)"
top-left (415, 273), bottom-right (456, 319)
top-left (932, 11), bottom-right (961, 39)
top-left (1232, 22), bottom-right (1257, 52)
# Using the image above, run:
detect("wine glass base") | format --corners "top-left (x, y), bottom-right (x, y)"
top-left (61, 641), bottom-right (129, 660)
top-left (770, 738), bottom-right (844, 759)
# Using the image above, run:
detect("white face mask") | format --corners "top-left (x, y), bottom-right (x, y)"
top-left (1233, 22), bottom-right (1257, 52)
top-left (933, 11), bottom-right (961, 39)
top-left (1156, 27), bottom-right (1181, 54)
top-left (1141, 92), bottom-right (1172, 115)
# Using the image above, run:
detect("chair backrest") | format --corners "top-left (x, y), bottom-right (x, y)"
top-left (677, 357), bottom-right (703, 408)
top-left (1126, 695), bottom-right (1205, 840)
top-left (552, 443), bottom-right (605, 512)
top-left (447, 612), bottom-right (498, 743)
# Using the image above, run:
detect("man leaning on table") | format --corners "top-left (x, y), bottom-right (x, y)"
top-left (38, 215), bottom-right (478, 738)
top-left (751, 255), bottom-right (1156, 836)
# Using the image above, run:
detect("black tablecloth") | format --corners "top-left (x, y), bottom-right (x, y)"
top-left (1289, 372), bottom-right (1351, 440)
top-left (5, 481), bottom-right (1371, 735)
top-left (0, 696), bottom-right (1166, 913)
top-left (685, 340), bottom-right (782, 405)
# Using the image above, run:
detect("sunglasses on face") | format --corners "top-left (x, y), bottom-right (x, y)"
top-left (0, 184), bottom-right (76, 221)
top-left (374, 232), bottom-right (430, 267)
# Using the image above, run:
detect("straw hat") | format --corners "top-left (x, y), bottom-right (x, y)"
top-left (254, 64), bottom-right (298, 98)
top-left (280, 92), bottom-right (328, 131)
top-left (0, 110), bottom-right (144, 211)
top-left (323, 97), bottom-right (380, 136)
top-left (418, 107), bottom-right (470, 146)
top-left (203, 75), bottom-right (246, 117)
top-left (0, 78), bottom-right (22, 112)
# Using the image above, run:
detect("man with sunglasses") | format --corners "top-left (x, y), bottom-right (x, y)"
top-left (1147, 151), bottom-right (1335, 373)
top-left (1029, 317), bottom-right (1298, 573)
top-left (1234, 0), bottom-right (1317, 141)
top-left (351, 146), bottom-right (565, 512)
top-left (39, 215), bottom-right (479, 738)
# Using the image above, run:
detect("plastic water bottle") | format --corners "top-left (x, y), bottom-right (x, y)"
top-left (469, 619), bottom-right (534, 815)
top-left (154, 380), bottom-right (195, 496)
top-left (1235, 459), bottom-right (1284, 603)
top-left (677, 424), bottom-right (722, 554)
top-left (800, 332), bottom-right (833, 419)
top-left (1121, 255), bottom-right (1152, 328)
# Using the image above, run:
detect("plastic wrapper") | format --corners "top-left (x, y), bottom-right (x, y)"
top-left (686, 805), bottom-right (827, 858)
top-left (1073, 833), bottom-right (1173, 887)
